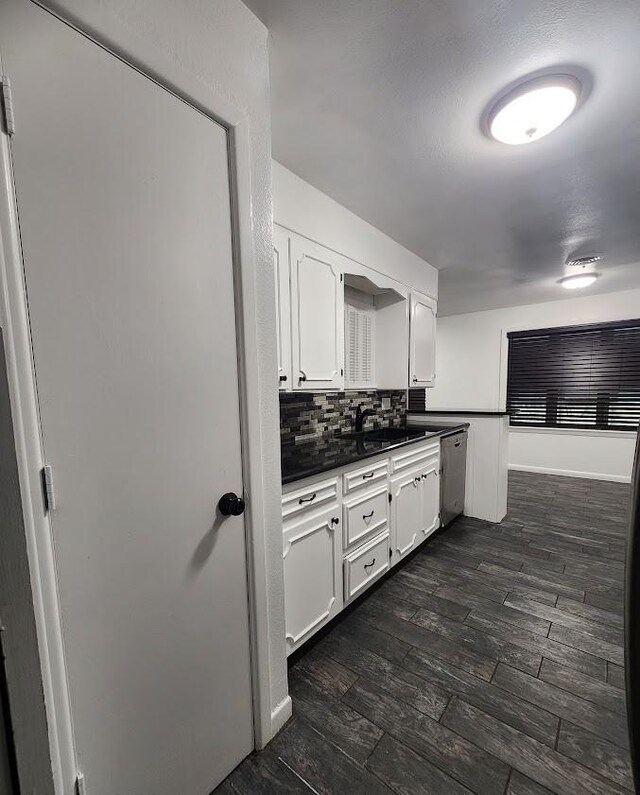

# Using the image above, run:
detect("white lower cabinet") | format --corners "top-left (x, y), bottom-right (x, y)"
top-left (283, 505), bottom-right (342, 654)
top-left (282, 438), bottom-right (444, 655)
top-left (421, 460), bottom-right (440, 539)
top-left (390, 467), bottom-right (424, 560)
top-left (343, 485), bottom-right (389, 550)
top-left (344, 531), bottom-right (390, 602)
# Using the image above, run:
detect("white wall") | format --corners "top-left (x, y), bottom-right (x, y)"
top-left (29, 0), bottom-right (288, 763)
top-left (273, 161), bottom-right (438, 298)
top-left (429, 287), bottom-right (640, 482)
top-left (510, 428), bottom-right (636, 483)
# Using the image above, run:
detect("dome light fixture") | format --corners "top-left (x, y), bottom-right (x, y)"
top-left (489, 75), bottom-right (581, 145)
top-left (559, 272), bottom-right (600, 290)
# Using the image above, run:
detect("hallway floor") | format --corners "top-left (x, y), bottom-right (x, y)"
top-left (216, 471), bottom-right (633, 794)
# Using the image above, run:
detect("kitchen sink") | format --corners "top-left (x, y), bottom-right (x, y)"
top-left (409, 423), bottom-right (453, 433)
top-left (344, 427), bottom-right (426, 442)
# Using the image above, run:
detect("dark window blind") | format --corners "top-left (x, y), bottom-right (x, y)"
top-left (507, 320), bottom-right (640, 431)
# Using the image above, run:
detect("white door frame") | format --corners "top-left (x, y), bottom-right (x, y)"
top-left (0, 2), bottom-right (287, 792)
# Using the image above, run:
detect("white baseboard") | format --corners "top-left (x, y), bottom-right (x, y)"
top-left (509, 464), bottom-right (631, 484)
top-left (265, 695), bottom-right (292, 746)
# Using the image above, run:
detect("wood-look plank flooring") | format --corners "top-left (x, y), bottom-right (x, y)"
top-left (215, 471), bottom-right (634, 795)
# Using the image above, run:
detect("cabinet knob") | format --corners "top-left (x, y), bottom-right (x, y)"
top-left (299, 373), bottom-right (307, 382)
top-left (279, 374), bottom-right (288, 383)
top-left (412, 375), bottom-right (418, 383)
top-left (330, 516), bottom-right (340, 526)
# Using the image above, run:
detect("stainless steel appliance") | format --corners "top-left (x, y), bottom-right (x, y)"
top-left (440, 429), bottom-right (468, 526)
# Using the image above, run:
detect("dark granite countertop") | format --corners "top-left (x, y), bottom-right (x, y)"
top-left (409, 410), bottom-right (509, 417)
top-left (281, 423), bottom-right (468, 485)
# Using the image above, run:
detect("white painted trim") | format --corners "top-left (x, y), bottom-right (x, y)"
top-left (509, 464), bottom-right (631, 484)
top-left (266, 696), bottom-right (293, 747)
top-left (510, 426), bottom-right (638, 439)
top-left (0, 0), bottom-right (282, 789)
top-left (0, 45), bottom-right (76, 793)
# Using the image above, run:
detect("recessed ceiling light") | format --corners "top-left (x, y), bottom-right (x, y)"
top-left (559, 273), bottom-right (599, 290)
top-left (489, 75), bottom-right (581, 145)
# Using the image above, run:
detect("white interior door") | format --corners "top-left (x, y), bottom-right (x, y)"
top-left (291, 237), bottom-right (344, 390)
top-left (410, 292), bottom-right (437, 387)
top-left (0, 5), bottom-right (254, 794)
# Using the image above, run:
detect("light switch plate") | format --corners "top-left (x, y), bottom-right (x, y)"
top-left (381, 397), bottom-right (391, 410)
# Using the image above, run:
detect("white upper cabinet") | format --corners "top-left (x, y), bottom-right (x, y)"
top-left (273, 226), bottom-right (292, 390)
top-left (273, 223), bottom-right (437, 392)
top-left (410, 292), bottom-right (437, 387)
top-left (290, 236), bottom-right (344, 390)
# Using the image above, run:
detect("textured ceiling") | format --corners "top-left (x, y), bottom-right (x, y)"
top-left (244, 0), bottom-right (640, 315)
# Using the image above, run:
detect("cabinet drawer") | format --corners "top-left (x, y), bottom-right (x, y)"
top-left (343, 486), bottom-right (389, 550)
top-left (282, 476), bottom-right (339, 525)
top-left (343, 459), bottom-right (389, 495)
top-left (390, 440), bottom-right (439, 474)
top-left (344, 531), bottom-right (390, 602)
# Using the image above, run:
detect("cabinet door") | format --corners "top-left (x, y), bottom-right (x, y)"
top-left (283, 505), bottom-right (342, 654)
top-left (420, 461), bottom-right (441, 540)
top-left (409, 292), bottom-right (437, 387)
top-left (290, 237), bottom-right (344, 390)
top-left (390, 468), bottom-right (424, 560)
top-left (273, 226), bottom-right (292, 390)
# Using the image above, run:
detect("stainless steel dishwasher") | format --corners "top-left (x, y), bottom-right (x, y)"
top-left (440, 429), bottom-right (468, 526)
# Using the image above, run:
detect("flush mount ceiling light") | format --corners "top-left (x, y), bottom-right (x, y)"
top-left (559, 272), bottom-right (600, 290)
top-left (489, 75), bottom-right (581, 145)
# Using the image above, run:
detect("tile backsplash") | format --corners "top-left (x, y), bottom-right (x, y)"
top-left (280, 390), bottom-right (407, 443)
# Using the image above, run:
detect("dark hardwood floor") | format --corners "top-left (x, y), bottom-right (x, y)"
top-left (215, 471), bottom-right (633, 794)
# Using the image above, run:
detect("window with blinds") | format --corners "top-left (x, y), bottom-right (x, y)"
top-left (345, 303), bottom-right (375, 388)
top-left (507, 320), bottom-right (640, 431)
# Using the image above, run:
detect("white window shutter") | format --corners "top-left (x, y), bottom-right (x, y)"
top-left (345, 304), bottom-right (375, 388)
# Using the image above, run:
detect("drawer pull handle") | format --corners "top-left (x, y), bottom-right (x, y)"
top-left (330, 516), bottom-right (340, 526)
top-left (362, 472), bottom-right (375, 480)
top-left (299, 492), bottom-right (317, 504)
top-left (362, 510), bottom-right (375, 520)
top-left (363, 558), bottom-right (376, 571)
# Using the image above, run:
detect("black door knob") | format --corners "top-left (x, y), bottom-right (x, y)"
top-left (218, 492), bottom-right (246, 516)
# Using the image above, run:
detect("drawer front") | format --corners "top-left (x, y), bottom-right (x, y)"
top-left (391, 440), bottom-right (439, 474)
top-left (343, 459), bottom-right (389, 495)
top-left (344, 531), bottom-right (390, 602)
top-left (282, 476), bottom-right (339, 525)
top-left (343, 486), bottom-right (389, 550)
